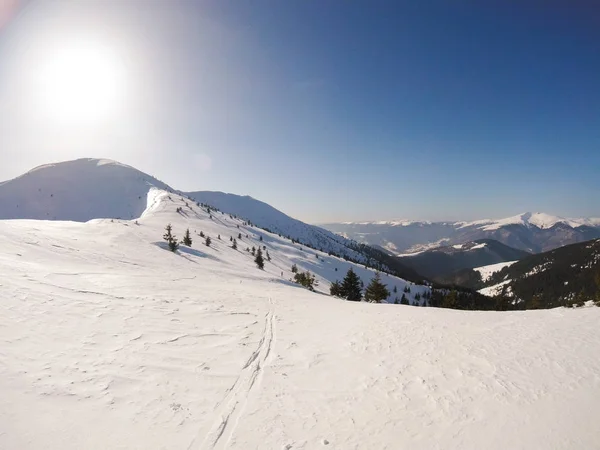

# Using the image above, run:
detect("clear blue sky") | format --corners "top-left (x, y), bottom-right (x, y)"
top-left (0, 1), bottom-right (598, 223)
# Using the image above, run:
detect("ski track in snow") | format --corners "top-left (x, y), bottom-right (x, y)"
top-left (193, 298), bottom-right (275, 450)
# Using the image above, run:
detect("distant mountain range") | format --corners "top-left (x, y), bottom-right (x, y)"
top-left (398, 239), bottom-right (530, 279)
top-left (322, 212), bottom-right (600, 255)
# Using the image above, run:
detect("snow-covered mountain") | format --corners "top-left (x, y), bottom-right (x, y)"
top-left (2, 185), bottom-right (600, 449)
top-left (398, 239), bottom-right (530, 279)
top-left (323, 212), bottom-right (600, 255)
top-left (0, 158), bottom-right (420, 280)
top-left (0, 158), bottom-right (173, 221)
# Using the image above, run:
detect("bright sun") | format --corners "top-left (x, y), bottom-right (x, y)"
top-left (35, 41), bottom-right (123, 124)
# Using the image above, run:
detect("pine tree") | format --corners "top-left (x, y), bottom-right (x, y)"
top-left (255, 248), bottom-right (265, 269)
top-left (205, 236), bottom-right (212, 247)
top-left (330, 280), bottom-right (343, 297)
top-left (341, 268), bottom-right (362, 301)
top-left (232, 238), bottom-right (238, 250)
top-left (400, 294), bottom-right (409, 305)
top-left (251, 246), bottom-right (256, 256)
top-left (182, 228), bottom-right (192, 246)
top-left (230, 236), bottom-right (233, 242)
top-left (238, 233), bottom-right (242, 239)
top-left (259, 236), bottom-right (263, 241)
top-left (393, 285), bottom-right (397, 294)
top-left (441, 290), bottom-right (459, 309)
top-left (294, 271), bottom-right (316, 291)
top-left (200, 231), bottom-right (205, 238)
top-left (266, 250), bottom-right (271, 261)
top-left (575, 291), bottom-right (586, 308)
top-left (291, 264), bottom-right (298, 273)
top-left (163, 224), bottom-right (178, 252)
top-left (364, 272), bottom-right (390, 303)
top-left (218, 234), bottom-right (221, 240)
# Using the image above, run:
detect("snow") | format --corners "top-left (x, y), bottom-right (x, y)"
top-left (0, 158), bottom-right (172, 222)
top-left (473, 212), bottom-right (589, 231)
top-left (467, 242), bottom-right (487, 250)
top-left (1, 190), bottom-right (600, 449)
top-left (185, 191), bottom-right (371, 266)
top-left (473, 260), bottom-right (518, 282)
top-left (479, 279), bottom-right (512, 297)
top-left (452, 244), bottom-right (464, 249)
top-left (95, 158), bottom-right (132, 168)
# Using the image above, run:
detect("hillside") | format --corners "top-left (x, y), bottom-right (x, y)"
top-left (399, 239), bottom-right (529, 279)
top-left (323, 212), bottom-right (600, 255)
top-left (0, 158), bottom-right (173, 221)
top-left (0, 158), bottom-right (420, 282)
top-left (480, 239), bottom-right (600, 309)
top-left (438, 239), bottom-right (600, 308)
top-left (2, 188), bottom-right (600, 449)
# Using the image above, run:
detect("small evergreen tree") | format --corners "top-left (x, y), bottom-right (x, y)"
top-left (163, 224), bottom-right (178, 252)
top-left (218, 234), bottom-right (221, 240)
top-left (238, 233), bottom-right (242, 239)
top-left (232, 238), bottom-right (238, 250)
top-left (230, 236), bottom-right (233, 242)
top-left (266, 250), bottom-right (271, 261)
top-left (400, 293), bottom-right (409, 305)
top-left (364, 272), bottom-right (390, 303)
top-left (574, 291), bottom-right (586, 308)
top-left (255, 248), bottom-right (265, 269)
top-left (182, 228), bottom-right (192, 246)
top-left (205, 236), bottom-right (212, 247)
top-left (251, 246), bottom-right (256, 256)
top-left (200, 231), bottom-right (205, 238)
top-left (330, 280), bottom-right (343, 297)
top-left (294, 271), bottom-right (316, 291)
top-left (341, 268), bottom-right (362, 301)
top-left (259, 236), bottom-right (263, 241)
top-left (291, 264), bottom-right (298, 273)
top-left (393, 285), bottom-right (397, 294)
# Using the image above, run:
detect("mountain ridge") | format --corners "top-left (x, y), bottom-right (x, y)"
top-left (398, 238), bottom-right (530, 279)
top-left (323, 214), bottom-right (600, 255)
top-left (0, 158), bottom-right (422, 282)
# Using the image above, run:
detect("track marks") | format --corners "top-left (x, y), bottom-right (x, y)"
top-left (191, 299), bottom-right (275, 450)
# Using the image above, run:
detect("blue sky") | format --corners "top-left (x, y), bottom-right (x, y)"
top-left (0, 1), bottom-right (598, 223)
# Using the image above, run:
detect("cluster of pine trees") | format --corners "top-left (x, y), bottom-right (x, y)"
top-left (329, 268), bottom-right (390, 303)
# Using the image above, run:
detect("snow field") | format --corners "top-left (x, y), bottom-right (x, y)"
top-left (1, 190), bottom-right (599, 449)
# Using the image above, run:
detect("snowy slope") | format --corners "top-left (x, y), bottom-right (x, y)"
top-left (185, 190), bottom-right (372, 266)
top-left (1, 189), bottom-right (599, 449)
top-left (0, 158), bottom-right (173, 221)
top-left (0, 159), bottom-right (419, 277)
top-left (473, 260), bottom-right (518, 282)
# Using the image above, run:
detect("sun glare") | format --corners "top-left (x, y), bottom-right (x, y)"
top-left (34, 41), bottom-right (123, 124)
